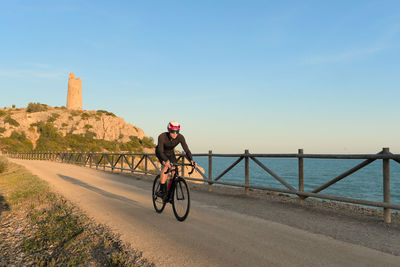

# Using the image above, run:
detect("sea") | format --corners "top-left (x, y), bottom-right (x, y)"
top-left (193, 156), bottom-right (400, 207)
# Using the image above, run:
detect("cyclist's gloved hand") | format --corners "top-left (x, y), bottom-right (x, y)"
top-left (163, 160), bottom-right (171, 169)
top-left (191, 160), bottom-right (197, 168)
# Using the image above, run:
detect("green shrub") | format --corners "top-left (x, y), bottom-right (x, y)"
top-left (0, 110), bottom-right (6, 117)
top-left (84, 124), bottom-right (93, 130)
top-left (121, 136), bottom-right (143, 153)
top-left (85, 131), bottom-right (97, 139)
top-left (4, 115), bottom-right (20, 127)
top-left (62, 123), bottom-right (68, 127)
top-left (0, 156), bottom-right (7, 173)
top-left (0, 131), bottom-right (33, 152)
top-left (34, 122), bottom-right (67, 152)
top-left (27, 102), bottom-right (48, 113)
top-left (81, 113), bottom-right (90, 120)
top-left (47, 113), bottom-right (60, 123)
top-left (10, 131), bottom-right (27, 141)
top-left (35, 122), bottom-right (59, 138)
top-left (96, 110), bottom-right (116, 117)
top-left (65, 133), bottom-right (104, 152)
top-left (0, 127), bottom-right (5, 133)
top-left (54, 106), bottom-right (66, 110)
top-left (129, 136), bottom-right (141, 146)
top-left (140, 136), bottom-right (156, 148)
top-left (70, 110), bottom-right (82, 117)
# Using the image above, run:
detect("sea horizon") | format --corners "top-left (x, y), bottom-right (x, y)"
top-left (194, 157), bottom-right (400, 207)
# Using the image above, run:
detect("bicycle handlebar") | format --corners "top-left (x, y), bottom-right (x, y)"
top-left (163, 163), bottom-right (196, 175)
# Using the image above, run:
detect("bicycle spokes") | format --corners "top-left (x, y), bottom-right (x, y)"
top-left (152, 175), bottom-right (166, 213)
top-left (176, 182), bottom-right (185, 200)
top-left (172, 179), bottom-right (190, 221)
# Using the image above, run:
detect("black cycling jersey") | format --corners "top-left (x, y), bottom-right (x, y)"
top-left (156, 132), bottom-right (193, 163)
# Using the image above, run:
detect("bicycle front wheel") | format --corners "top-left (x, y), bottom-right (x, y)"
top-left (152, 175), bottom-right (166, 213)
top-left (172, 178), bottom-right (190, 222)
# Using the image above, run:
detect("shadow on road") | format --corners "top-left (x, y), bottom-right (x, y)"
top-left (57, 174), bottom-right (139, 206)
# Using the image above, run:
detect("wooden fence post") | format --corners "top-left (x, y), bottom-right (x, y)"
top-left (245, 149), bottom-right (250, 195)
top-left (298, 149), bottom-right (304, 205)
top-left (121, 154), bottom-right (124, 172)
top-left (111, 154), bottom-right (114, 172)
top-left (208, 150), bottom-right (213, 192)
top-left (383, 147), bottom-right (391, 223)
top-left (131, 155), bottom-right (134, 173)
top-left (145, 155), bottom-right (148, 174)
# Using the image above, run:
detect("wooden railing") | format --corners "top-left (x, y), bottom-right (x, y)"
top-left (3, 148), bottom-right (400, 223)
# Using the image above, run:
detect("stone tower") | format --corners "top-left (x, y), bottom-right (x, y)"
top-left (67, 72), bottom-right (82, 110)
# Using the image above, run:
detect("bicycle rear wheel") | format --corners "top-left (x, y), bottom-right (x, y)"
top-left (152, 175), bottom-right (166, 213)
top-left (172, 178), bottom-right (190, 221)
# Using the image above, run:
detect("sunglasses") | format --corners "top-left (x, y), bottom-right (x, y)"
top-left (169, 130), bottom-right (179, 134)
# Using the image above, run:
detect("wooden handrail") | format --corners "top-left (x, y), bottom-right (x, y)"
top-left (3, 148), bottom-right (399, 224)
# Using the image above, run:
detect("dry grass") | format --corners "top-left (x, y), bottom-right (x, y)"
top-left (0, 156), bottom-right (7, 173)
top-left (0, 160), bottom-right (153, 266)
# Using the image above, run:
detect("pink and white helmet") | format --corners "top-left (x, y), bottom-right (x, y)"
top-left (167, 121), bottom-right (181, 131)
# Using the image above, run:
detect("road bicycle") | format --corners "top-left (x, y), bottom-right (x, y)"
top-left (152, 163), bottom-right (195, 222)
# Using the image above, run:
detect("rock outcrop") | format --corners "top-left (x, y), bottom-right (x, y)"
top-left (67, 73), bottom-right (82, 110)
top-left (0, 105), bottom-right (206, 181)
top-left (0, 106), bottom-right (145, 148)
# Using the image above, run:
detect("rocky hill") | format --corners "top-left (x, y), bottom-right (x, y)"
top-left (0, 103), bottom-right (153, 152)
top-left (1, 103), bottom-right (206, 181)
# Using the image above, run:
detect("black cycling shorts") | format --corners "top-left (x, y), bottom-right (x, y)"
top-left (155, 151), bottom-right (177, 166)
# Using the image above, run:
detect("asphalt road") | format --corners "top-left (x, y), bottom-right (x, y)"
top-left (9, 159), bottom-right (400, 266)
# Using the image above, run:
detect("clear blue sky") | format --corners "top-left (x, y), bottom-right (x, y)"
top-left (1, 0), bottom-right (399, 153)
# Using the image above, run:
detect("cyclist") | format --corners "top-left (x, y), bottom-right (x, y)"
top-left (155, 121), bottom-right (197, 199)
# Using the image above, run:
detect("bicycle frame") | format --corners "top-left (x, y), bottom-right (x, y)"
top-left (164, 163), bottom-right (194, 202)
top-left (152, 163), bottom-right (194, 221)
